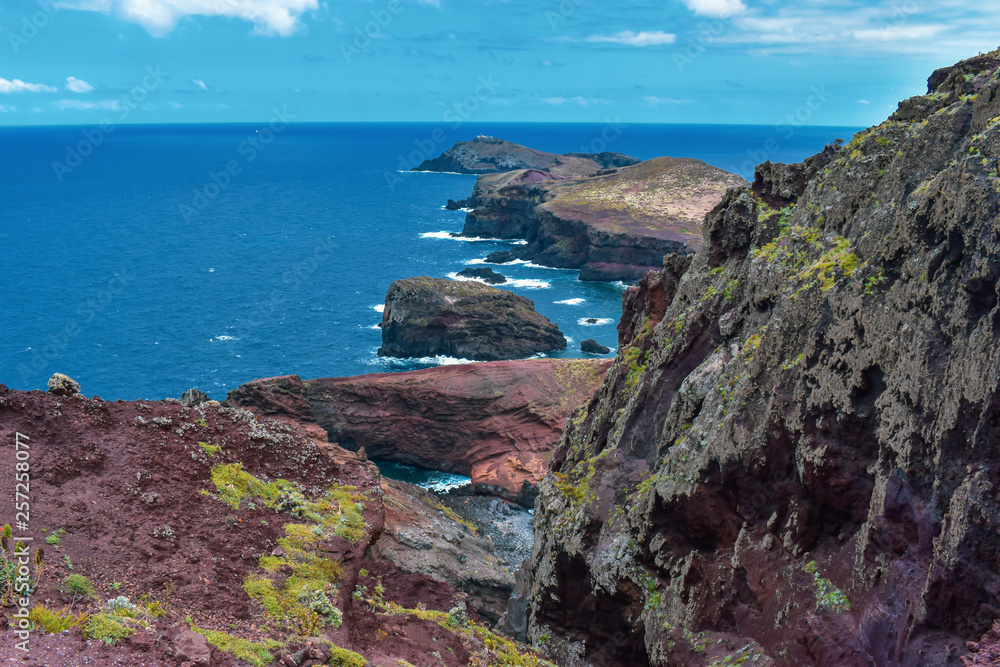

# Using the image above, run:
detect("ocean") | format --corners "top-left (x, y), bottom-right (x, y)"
top-left (0, 122), bottom-right (862, 401)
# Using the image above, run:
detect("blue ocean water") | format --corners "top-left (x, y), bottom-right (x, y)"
top-left (0, 123), bottom-right (862, 400)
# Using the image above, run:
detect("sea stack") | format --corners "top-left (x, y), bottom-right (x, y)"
top-left (377, 277), bottom-right (566, 361)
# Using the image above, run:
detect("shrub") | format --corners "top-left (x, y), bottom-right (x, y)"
top-left (84, 613), bottom-right (134, 644)
top-left (192, 627), bottom-right (283, 667)
top-left (29, 605), bottom-right (90, 633)
top-left (62, 574), bottom-right (94, 599)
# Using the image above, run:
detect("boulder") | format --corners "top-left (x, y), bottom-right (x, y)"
top-left (456, 267), bottom-right (507, 284)
top-left (172, 626), bottom-right (210, 665)
top-left (580, 339), bottom-right (610, 354)
top-left (179, 388), bottom-right (209, 406)
top-left (46, 373), bottom-right (80, 396)
top-left (377, 277), bottom-right (566, 361)
top-left (484, 250), bottom-right (522, 265)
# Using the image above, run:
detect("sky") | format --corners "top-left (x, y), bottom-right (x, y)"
top-left (0, 0), bottom-right (998, 126)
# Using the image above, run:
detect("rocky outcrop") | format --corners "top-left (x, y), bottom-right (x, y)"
top-left (377, 277), bottom-right (567, 361)
top-left (0, 384), bottom-right (551, 667)
top-left (47, 372), bottom-right (80, 396)
top-left (370, 478), bottom-right (515, 622)
top-left (515, 49), bottom-right (1000, 665)
top-left (226, 359), bottom-right (613, 504)
top-left (580, 339), bottom-right (611, 355)
top-left (413, 135), bottom-right (638, 177)
top-left (456, 267), bottom-right (506, 284)
top-left (462, 156), bottom-right (746, 282)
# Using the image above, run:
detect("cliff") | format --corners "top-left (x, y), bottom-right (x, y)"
top-left (413, 135), bottom-right (638, 177)
top-left (377, 277), bottom-right (567, 361)
top-left (226, 359), bottom-right (613, 505)
top-left (513, 49), bottom-right (1000, 665)
top-left (462, 156), bottom-right (746, 282)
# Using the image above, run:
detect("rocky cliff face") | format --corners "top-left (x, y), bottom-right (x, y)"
top-left (378, 277), bottom-right (567, 361)
top-left (462, 157), bottom-right (746, 282)
top-left (413, 136), bottom-right (638, 177)
top-left (516, 50), bottom-right (1000, 666)
top-left (226, 359), bottom-right (612, 505)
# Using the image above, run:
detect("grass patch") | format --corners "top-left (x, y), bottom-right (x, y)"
top-left (62, 574), bottom-right (94, 599)
top-left (193, 626), bottom-right (284, 667)
top-left (28, 605), bottom-right (90, 633)
top-left (84, 613), bottom-right (134, 645)
top-left (199, 442), bottom-right (222, 457)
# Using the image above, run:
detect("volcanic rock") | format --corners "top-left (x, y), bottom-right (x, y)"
top-left (46, 372), bottom-right (79, 396)
top-left (227, 358), bottom-right (611, 503)
top-left (516, 48), bottom-right (1000, 666)
top-left (413, 135), bottom-right (638, 177)
top-left (484, 250), bottom-right (523, 264)
top-left (459, 156), bottom-right (746, 282)
top-left (580, 339), bottom-right (610, 354)
top-left (377, 277), bottom-right (566, 361)
top-left (456, 267), bottom-right (507, 284)
top-left (180, 387), bottom-right (209, 406)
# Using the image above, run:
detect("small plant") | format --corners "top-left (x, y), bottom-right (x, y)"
top-left (199, 441), bottom-right (222, 457)
top-left (1, 524), bottom-right (11, 551)
top-left (63, 574), bottom-right (94, 599)
top-left (106, 596), bottom-right (139, 616)
top-left (111, 581), bottom-right (122, 590)
top-left (28, 605), bottom-right (90, 633)
top-left (63, 555), bottom-right (73, 570)
top-left (864, 268), bottom-right (887, 295)
top-left (196, 418), bottom-right (209, 428)
top-left (84, 613), bottom-right (134, 645)
top-left (192, 626), bottom-right (284, 666)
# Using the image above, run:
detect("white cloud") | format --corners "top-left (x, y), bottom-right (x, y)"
top-left (858, 99), bottom-right (870, 104)
top-left (586, 30), bottom-right (676, 46)
top-left (0, 78), bottom-right (57, 94)
top-left (542, 96), bottom-right (567, 106)
top-left (680, 0), bottom-right (746, 19)
top-left (0, 105), bottom-right (15, 113)
top-left (540, 96), bottom-right (611, 107)
top-left (56, 99), bottom-right (121, 111)
top-left (644, 96), bottom-right (695, 106)
top-left (62, 0), bottom-right (318, 37)
top-left (853, 25), bottom-right (944, 42)
top-left (168, 101), bottom-right (184, 108)
top-left (192, 78), bottom-right (208, 90)
top-left (65, 76), bottom-right (95, 93)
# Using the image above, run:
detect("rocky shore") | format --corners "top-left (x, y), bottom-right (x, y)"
top-left (226, 358), bottom-right (612, 504)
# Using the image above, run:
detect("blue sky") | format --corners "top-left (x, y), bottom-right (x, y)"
top-left (0, 0), bottom-right (998, 126)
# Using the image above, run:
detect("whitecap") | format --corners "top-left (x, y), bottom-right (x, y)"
top-left (373, 304), bottom-right (385, 313)
top-left (367, 353), bottom-right (481, 368)
top-left (210, 335), bottom-right (238, 342)
top-left (208, 268), bottom-right (215, 273)
top-left (447, 272), bottom-right (550, 289)
top-left (555, 298), bottom-right (585, 305)
top-left (577, 317), bottom-right (614, 326)
top-left (421, 231), bottom-right (527, 245)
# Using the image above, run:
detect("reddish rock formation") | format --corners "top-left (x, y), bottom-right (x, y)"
top-left (226, 358), bottom-right (613, 505)
top-left (0, 384), bottom-right (551, 666)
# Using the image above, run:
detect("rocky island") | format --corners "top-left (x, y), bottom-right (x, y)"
top-left (377, 277), bottom-right (567, 361)
top-left (423, 137), bottom-right (747, 282)
top-left (412, 135), bottom-right (639, 177)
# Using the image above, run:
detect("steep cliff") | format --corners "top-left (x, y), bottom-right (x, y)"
top-left (226, 359), bottom-right (612, 505)
top-left (516, 50), bottom-right (1000, 666)
top-left (462, 157), bottom-right (746, 282)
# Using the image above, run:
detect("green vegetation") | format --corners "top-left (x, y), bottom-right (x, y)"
top-left (864, 268), bottom-right (887, 295)
top-left (804, 561), bottom-right (850, 613)
top-left (752, 224), bottom-right (861, 293)
top-left (199, 441), bottom-right (222, 457)
top-left (45, 528), bottom-right (65, 546)
top-left (623, 346), bottom-right (647, 390)
top-left (325, 642), bottom-right (369, 667)
top-left (62, 574), bottom-right (94, 599)
top-left (28, 605), bottom-right (90, 633)
top-left (428, 498), bottom-right (477, 533)
top-left (192, 626), bottom-right (284, 667)
top-left (84, 613), bottom-right (134, 645)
